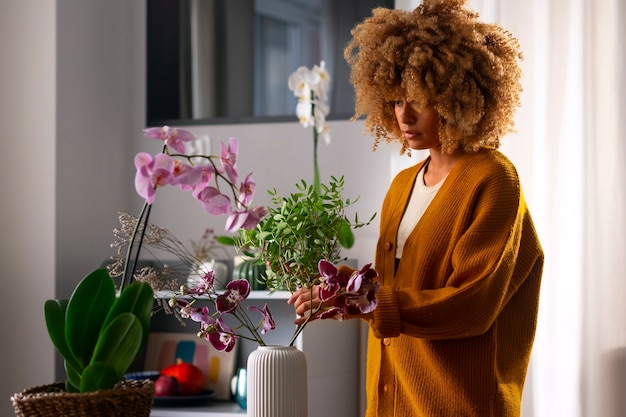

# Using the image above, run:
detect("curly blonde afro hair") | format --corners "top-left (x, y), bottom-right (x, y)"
top-left (344, 0), bottom-right (523, 154)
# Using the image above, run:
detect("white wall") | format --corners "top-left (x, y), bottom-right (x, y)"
top-left (55, 0), bottom-right (145, 295)
top-left (0, 1), bottom-right (397, 415)
top-left (0, 0), bottom-right (56, 414)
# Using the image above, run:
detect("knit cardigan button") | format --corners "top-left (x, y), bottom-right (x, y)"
top-left (383, 337), bottom-right (391, 346)
top-left (384, 242), bottom-right (393, 251)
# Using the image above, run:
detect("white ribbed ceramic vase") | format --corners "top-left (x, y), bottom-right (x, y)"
top-left (247, 345), bottom-right (308, 417)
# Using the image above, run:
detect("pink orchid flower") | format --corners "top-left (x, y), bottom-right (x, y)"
top-left (143, 126), bottom-right (195, 154)
top-left (224, 206), bottom-right (269, 232)
top-left (238, 173), bottom-right (256, 207)
top-left (170, 160), bottom-right (204, 191)
top-left (191, 165), bottom-right (217, 194)
top-left (220, 137), bottom-right (239, 184)
top-left (134, 152), bottom-right (175, 204)
top-left (194, 186), bottom-right (232, 215)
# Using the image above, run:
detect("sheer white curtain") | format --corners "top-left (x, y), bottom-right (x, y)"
top-left (580, 0), bottom-right (626, 416)
top-left (393, 1), bottom-right (626, 416)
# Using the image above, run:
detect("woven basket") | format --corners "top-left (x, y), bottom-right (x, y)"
top-left (11, 379), bottom-right (155, 417)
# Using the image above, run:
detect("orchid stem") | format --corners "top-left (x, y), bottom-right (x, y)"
top-left (120, 201), bottom-right (152, 291)
top-left (313, 128), bottom-right (321, 196)
top-left (311, 92), bottom-right (321, 196)
top-left (120, 144), bottom-right (166, 291)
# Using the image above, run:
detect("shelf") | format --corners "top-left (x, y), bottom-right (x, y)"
top-left (150, 401), bottom-right (245, 416)
top-left (155, 290), bottom-right (292, 300)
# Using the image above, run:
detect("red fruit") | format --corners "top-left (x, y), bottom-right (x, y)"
top-left (154, 375), bottom-right (181, 397)
top-left (160, 359), bottom-right (205, 396)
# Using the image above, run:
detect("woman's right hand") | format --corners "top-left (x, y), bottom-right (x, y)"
top-left (288, 286), bottom-right (326, 325)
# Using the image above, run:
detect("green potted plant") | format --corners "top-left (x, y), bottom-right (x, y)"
top-left (228, 175), bottom-right (373, 293)
top-left (45, 268), bottom-right (154, 393)
top-left (11, 268), bottom-right (155, 417)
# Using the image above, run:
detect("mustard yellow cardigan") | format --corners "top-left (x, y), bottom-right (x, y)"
top-left (366, 149), bottom-right (543, 417)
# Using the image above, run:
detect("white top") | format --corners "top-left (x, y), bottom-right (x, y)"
top-left (395, 166), bottom-right (446, 258)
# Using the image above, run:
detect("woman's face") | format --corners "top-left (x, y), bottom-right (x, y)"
top-left (393, 95), bottom-right (440, 150)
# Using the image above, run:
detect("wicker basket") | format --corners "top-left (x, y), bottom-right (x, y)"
top-left (11, 379), bottom-right (155, 417)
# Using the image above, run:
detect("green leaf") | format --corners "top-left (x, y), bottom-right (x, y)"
top-left (103, 282), bottom-right (153, 351)
top-left (64, 360), bottom-right (81, 392)
top-left (258, 231), bottom-right (272, 240)
top-left (91, 312), bottom-right (143, 381)
top-left (65, 380), bottom-right (79, 393)
top-left (44, 299), bottom-right (83, 371)
top-left (338, 219), bottom-right (355, 249)
top-left (216, 235), bottom-right (236, 246)
top-left (65, 269), bottom-right (116, 368)
top-left (80, 362), bottom-right (119, 392)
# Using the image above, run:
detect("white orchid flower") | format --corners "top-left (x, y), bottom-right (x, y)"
top-left (317, 123), bottom-right (331, 145)
top-left (311, 61), bottom-right (331, 101)
top-left (296, 101), bottom-right (315, 128)
top-left (288, 61), bottom-right (332, 195)
top-left (288, 66), bottom-right (320, 98)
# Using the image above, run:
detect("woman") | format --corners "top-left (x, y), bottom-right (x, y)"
top-left (289, 1), bottom-right (544, 416)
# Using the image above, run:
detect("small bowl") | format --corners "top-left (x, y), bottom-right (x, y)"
top-left (125, 371), bottom-right (160, 382)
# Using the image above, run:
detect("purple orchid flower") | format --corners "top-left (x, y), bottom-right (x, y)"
top-left (208, 320), bottom-right (239, 352)
top-left (199, 316), bottom-right (238, 352)
top-left (174, 299), bottom-right (208, 322)
top-left (186, 269), bottom-right (215, 296)
top-left (346, 262), bottom-right (377, 292)
top-left (318, 259), bottom-right (350, 301)
top-left (315, 260), bottom-right (380, 319)
top-left (215, 279), bottom-right (251, 314)
top-left (247, 304), bottom-right (276, 334)
top-left (318, 306), bottom-right (344, 320)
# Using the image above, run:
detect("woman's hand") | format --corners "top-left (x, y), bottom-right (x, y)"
top-left (288, 285), bottom-right (328, 325)
top-left (288, 284), bottom-right (375, 324)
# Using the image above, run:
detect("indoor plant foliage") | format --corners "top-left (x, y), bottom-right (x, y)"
top-left (231, 176), bottom-right (373, 293)
top-left (32, 126), bottom-right (265, 402)
top-left (44, 269), bottom-right (154, 393)
top-left (108, 126), bottom-right (379, 351)
top-left (12, 269), bottom-right (156, 417)
top-left (226, 176), bottom-right (377, 345)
